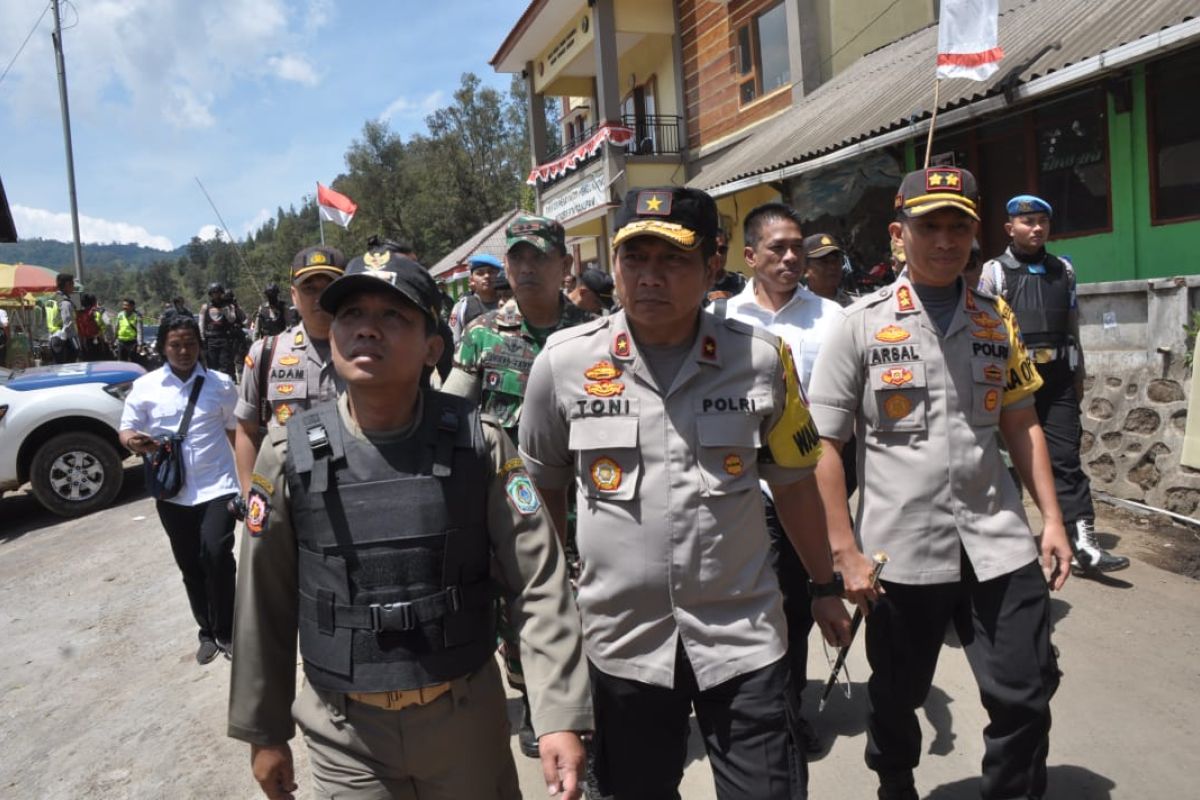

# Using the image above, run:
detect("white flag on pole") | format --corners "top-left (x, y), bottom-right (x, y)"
top-left (937, 0), bottom-right (1005, 81)
top-left (317, 183), bottom-right (357, 229)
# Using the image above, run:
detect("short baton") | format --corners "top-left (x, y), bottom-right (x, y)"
top-left (818, 551), bottom-right (888, 713)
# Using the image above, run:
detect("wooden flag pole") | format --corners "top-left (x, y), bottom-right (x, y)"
top-left (923, 78), bottom-right (942, 169)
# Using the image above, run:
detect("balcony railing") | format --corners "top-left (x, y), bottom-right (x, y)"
top-left (621, 114), bottom-right (682, 157)
top-left (536, 115), bottom-right (684, 189)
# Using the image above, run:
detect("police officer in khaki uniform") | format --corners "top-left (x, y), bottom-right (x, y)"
top-left (520, 186), bottom-right (852, 800)
top-left (234, 245), bottom-right (346, 495)
top-left (808, 167), bottom-right (1073, 800)
top-left (228, 254), bottom-right (592, 800)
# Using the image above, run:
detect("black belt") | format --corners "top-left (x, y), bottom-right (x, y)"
top-left (300, 581), bottom-right (493, 633)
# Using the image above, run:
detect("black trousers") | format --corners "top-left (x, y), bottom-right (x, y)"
top-left (764, 496), bottom-right (814, 713)
top-left (590, 643), bottom-right (804, 800)
top-left (1034, 359), bottom-right (1094, 524)
top-left (50, 337), bottom-right (78, 363)
top-left (205, 338), bottom-right (236, 379)
top-left (117, 340), bottom-right (139, 362)
top-left (155, 495), bottom-right (238, 643)
top-left (865, 556), bottom-right (1059, 800)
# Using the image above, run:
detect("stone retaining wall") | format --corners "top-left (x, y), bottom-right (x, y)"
top-left (1076, 276), bottom-right (1200, 517)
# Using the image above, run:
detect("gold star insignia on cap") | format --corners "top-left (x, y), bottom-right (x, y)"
top-left (636, 190), bottom-right (672, 216)
top-left (945, 173), bottom-right (960, 187)
top-left (821, 236), bottom-right (832, 245)
top-left (925, 168), bottom-right (964, 193)
top-left (308, 251), bottom-right (329, 266)
top-left (928, 173), bottom-right (944, 187)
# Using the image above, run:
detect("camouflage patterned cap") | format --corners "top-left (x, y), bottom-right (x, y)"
top-left (506, 214), bottom-right (566, 255)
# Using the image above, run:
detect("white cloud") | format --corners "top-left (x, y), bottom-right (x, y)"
top-left (241, 208), bottom-right (274, 235)
top-left (194, 208), bottom-right (271, 243)
top-left (268, 55), bottom-right (319, 86)
top-left (378, 91), bottom-right (445, 124)
top-left (14, 205), bottom-right (174, 250)
top-left (195, 224), bottom-right (228, 242)
top-left (0, 0), bottom-right (329, 129)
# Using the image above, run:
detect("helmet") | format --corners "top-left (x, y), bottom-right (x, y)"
top-left (208, 282), bottom-right (224, 294)
top-left (264, 282), bottom-right (279, 298)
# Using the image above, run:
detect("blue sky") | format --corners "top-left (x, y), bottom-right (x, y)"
top-left (0, 0), bottom-right (530, 251)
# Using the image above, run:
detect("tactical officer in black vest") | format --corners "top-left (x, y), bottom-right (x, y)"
top-left (254, 283), bottom-right (289, 338)
top-left (200, 282), bottom-right (247, 379)
top-left (228, 253), bottom-right (592, 799)
top-left (980, 194), bottom-right (1128, 574)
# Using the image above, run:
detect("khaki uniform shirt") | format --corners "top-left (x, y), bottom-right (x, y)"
top-left (807, 279), bottom-right (1045, 585)
top-left (235, 324), bottom-right (342, 429)
top-left (519, 311), bottom-right (823, 690)
top-left (227, 394), bottom-right (592, 745)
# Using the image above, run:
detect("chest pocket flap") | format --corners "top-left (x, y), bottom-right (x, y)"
top-left (570, 417), bottom-right (640, 501)
top-left (268, 380), bottom-right (309, 402)
top-left (695, 413), bottom-right (760, 495)
top-left (867, 361), bottom-right (928, 433)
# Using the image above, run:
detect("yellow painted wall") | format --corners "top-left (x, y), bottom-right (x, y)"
top-left (616, 33), bottom-right (680, 117)
top-left (716, 184), bottom-right (783, 275)
top-left (614, 0), bottom-right (675, 35)
top-left (817, 0), bottom-right (934, 84)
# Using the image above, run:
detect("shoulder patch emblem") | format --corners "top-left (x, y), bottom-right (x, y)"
top-left (244, 354), bottom-right (254, 369)
top-left (896, 286), bottom-right (916, 312)
top-left (965, 291), bottom-right (978, 311)
top-left (702, 336), bottom-right (717, 359)
top-left (505, 472), bottom-right (542, 516)
top-left (294, 332), bottom-right (304, 346)
top-left (590, 457), bottom-right (623, 492)
top-left (246, 488), bottom-right (271, 536)
top-left (278, 355), bottom-right (300, 366)
top-left (584, 360), bottom-right (622, 381)
top-left (875, 325), bottom-right (911, 343)
top-left (275, 403), bottom-right (293, 424)
top-left (883, 393), bottom-right (913, 419)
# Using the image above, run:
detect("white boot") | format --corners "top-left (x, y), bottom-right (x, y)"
top-left (1069, 519), bottom-right (1130, 573)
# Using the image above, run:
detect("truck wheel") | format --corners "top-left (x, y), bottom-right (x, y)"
top-left (29, 432), bottom-right (125, 517)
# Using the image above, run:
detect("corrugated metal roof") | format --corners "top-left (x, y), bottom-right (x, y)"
top-left (689, 0), bottom-right (1199, 192)
top-left (429, 208), bottom-right (523, 279)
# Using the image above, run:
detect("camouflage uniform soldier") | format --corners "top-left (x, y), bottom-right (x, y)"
top-left (443, 213), bottom-right (593, 759)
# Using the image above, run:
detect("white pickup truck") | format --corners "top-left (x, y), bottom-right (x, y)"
top-left (0, 361), bottom-right (144, 516)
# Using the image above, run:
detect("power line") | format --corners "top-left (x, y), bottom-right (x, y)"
top-left (0, 1), bottom-right (52, 86)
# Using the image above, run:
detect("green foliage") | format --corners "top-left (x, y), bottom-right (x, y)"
top-left (1184, 309), bottom-right (1200, 369)
top-left (1, 72), bottom-right (532, 317)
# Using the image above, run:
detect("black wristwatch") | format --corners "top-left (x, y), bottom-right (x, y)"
top-left (808, 572), bottom-right (844, 599)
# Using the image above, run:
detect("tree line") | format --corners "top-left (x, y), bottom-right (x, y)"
top-left (2, 73), bottom-right (533, 316)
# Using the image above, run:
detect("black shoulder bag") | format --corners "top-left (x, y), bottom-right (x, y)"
top-left (145, 376), bottom-right (205, 501)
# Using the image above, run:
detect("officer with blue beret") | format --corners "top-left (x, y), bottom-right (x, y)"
top-left (979, 194), bottom-right (1129, 574)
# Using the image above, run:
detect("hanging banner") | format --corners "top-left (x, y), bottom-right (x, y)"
top-left (527, 124), bottom-right (634, 185)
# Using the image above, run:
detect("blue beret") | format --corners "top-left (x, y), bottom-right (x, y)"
top-left (467, 253), bottom-right (503, 270)
top-left (1006, 195), bottom-right (1053, 217)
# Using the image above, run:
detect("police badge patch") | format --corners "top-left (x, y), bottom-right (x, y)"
top-left (505, 472), bottom-right (542, 516)
top-left (246, 488), bottom-right (271, 536)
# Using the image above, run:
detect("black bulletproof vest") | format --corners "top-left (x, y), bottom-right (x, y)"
top-left (284, 391), bottom-right (496, 693)
top-left (997, 249), bottom-right (1072, 348)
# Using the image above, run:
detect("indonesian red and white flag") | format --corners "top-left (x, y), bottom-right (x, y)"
top-left (317, 182), bottom-right (357, 229)
top-left (937, 0), bottom-right (1004, 81)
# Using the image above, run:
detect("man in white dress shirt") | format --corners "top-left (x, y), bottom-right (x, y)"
top-left (721, 201), bottom-right (843, 755)
top-left (120, 313), bottom-right (240, 664)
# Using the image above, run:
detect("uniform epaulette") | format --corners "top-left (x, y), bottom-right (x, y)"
top-left (844, 286), bottom-right (892, 314)
top-left (543, 315), bottom-right (608, 349)
top-left (970, 284), bottom-right (999, 302)
top-left (721, 315), bottom-right (780, 347)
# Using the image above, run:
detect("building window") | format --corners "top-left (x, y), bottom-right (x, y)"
top-left (1034, 91), bottom-right (1110, 236)
top-left (1149, 47), bottom-right (1200, 223)
top-left (737, 1), bottom-right (791, 105)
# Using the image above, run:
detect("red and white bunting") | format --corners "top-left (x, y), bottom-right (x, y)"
top-left (936, 0), bottom-right (1005, 81)
top-left (526, 124), bottom-right (635, 186)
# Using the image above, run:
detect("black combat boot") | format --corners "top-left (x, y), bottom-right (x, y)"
top-left (877, 770), bottom-right (918, 800)
top-left (1069, 519), bottom-right (1130, 573)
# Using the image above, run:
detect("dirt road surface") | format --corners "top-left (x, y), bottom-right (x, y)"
top-left (2, 461), bottom-right (1197, 799)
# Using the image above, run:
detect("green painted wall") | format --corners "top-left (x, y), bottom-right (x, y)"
top-left (1052, 66), bottom-right (1200, 283)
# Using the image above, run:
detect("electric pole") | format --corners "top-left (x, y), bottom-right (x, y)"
top-left (51, 0), bottom-right (84, 283)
